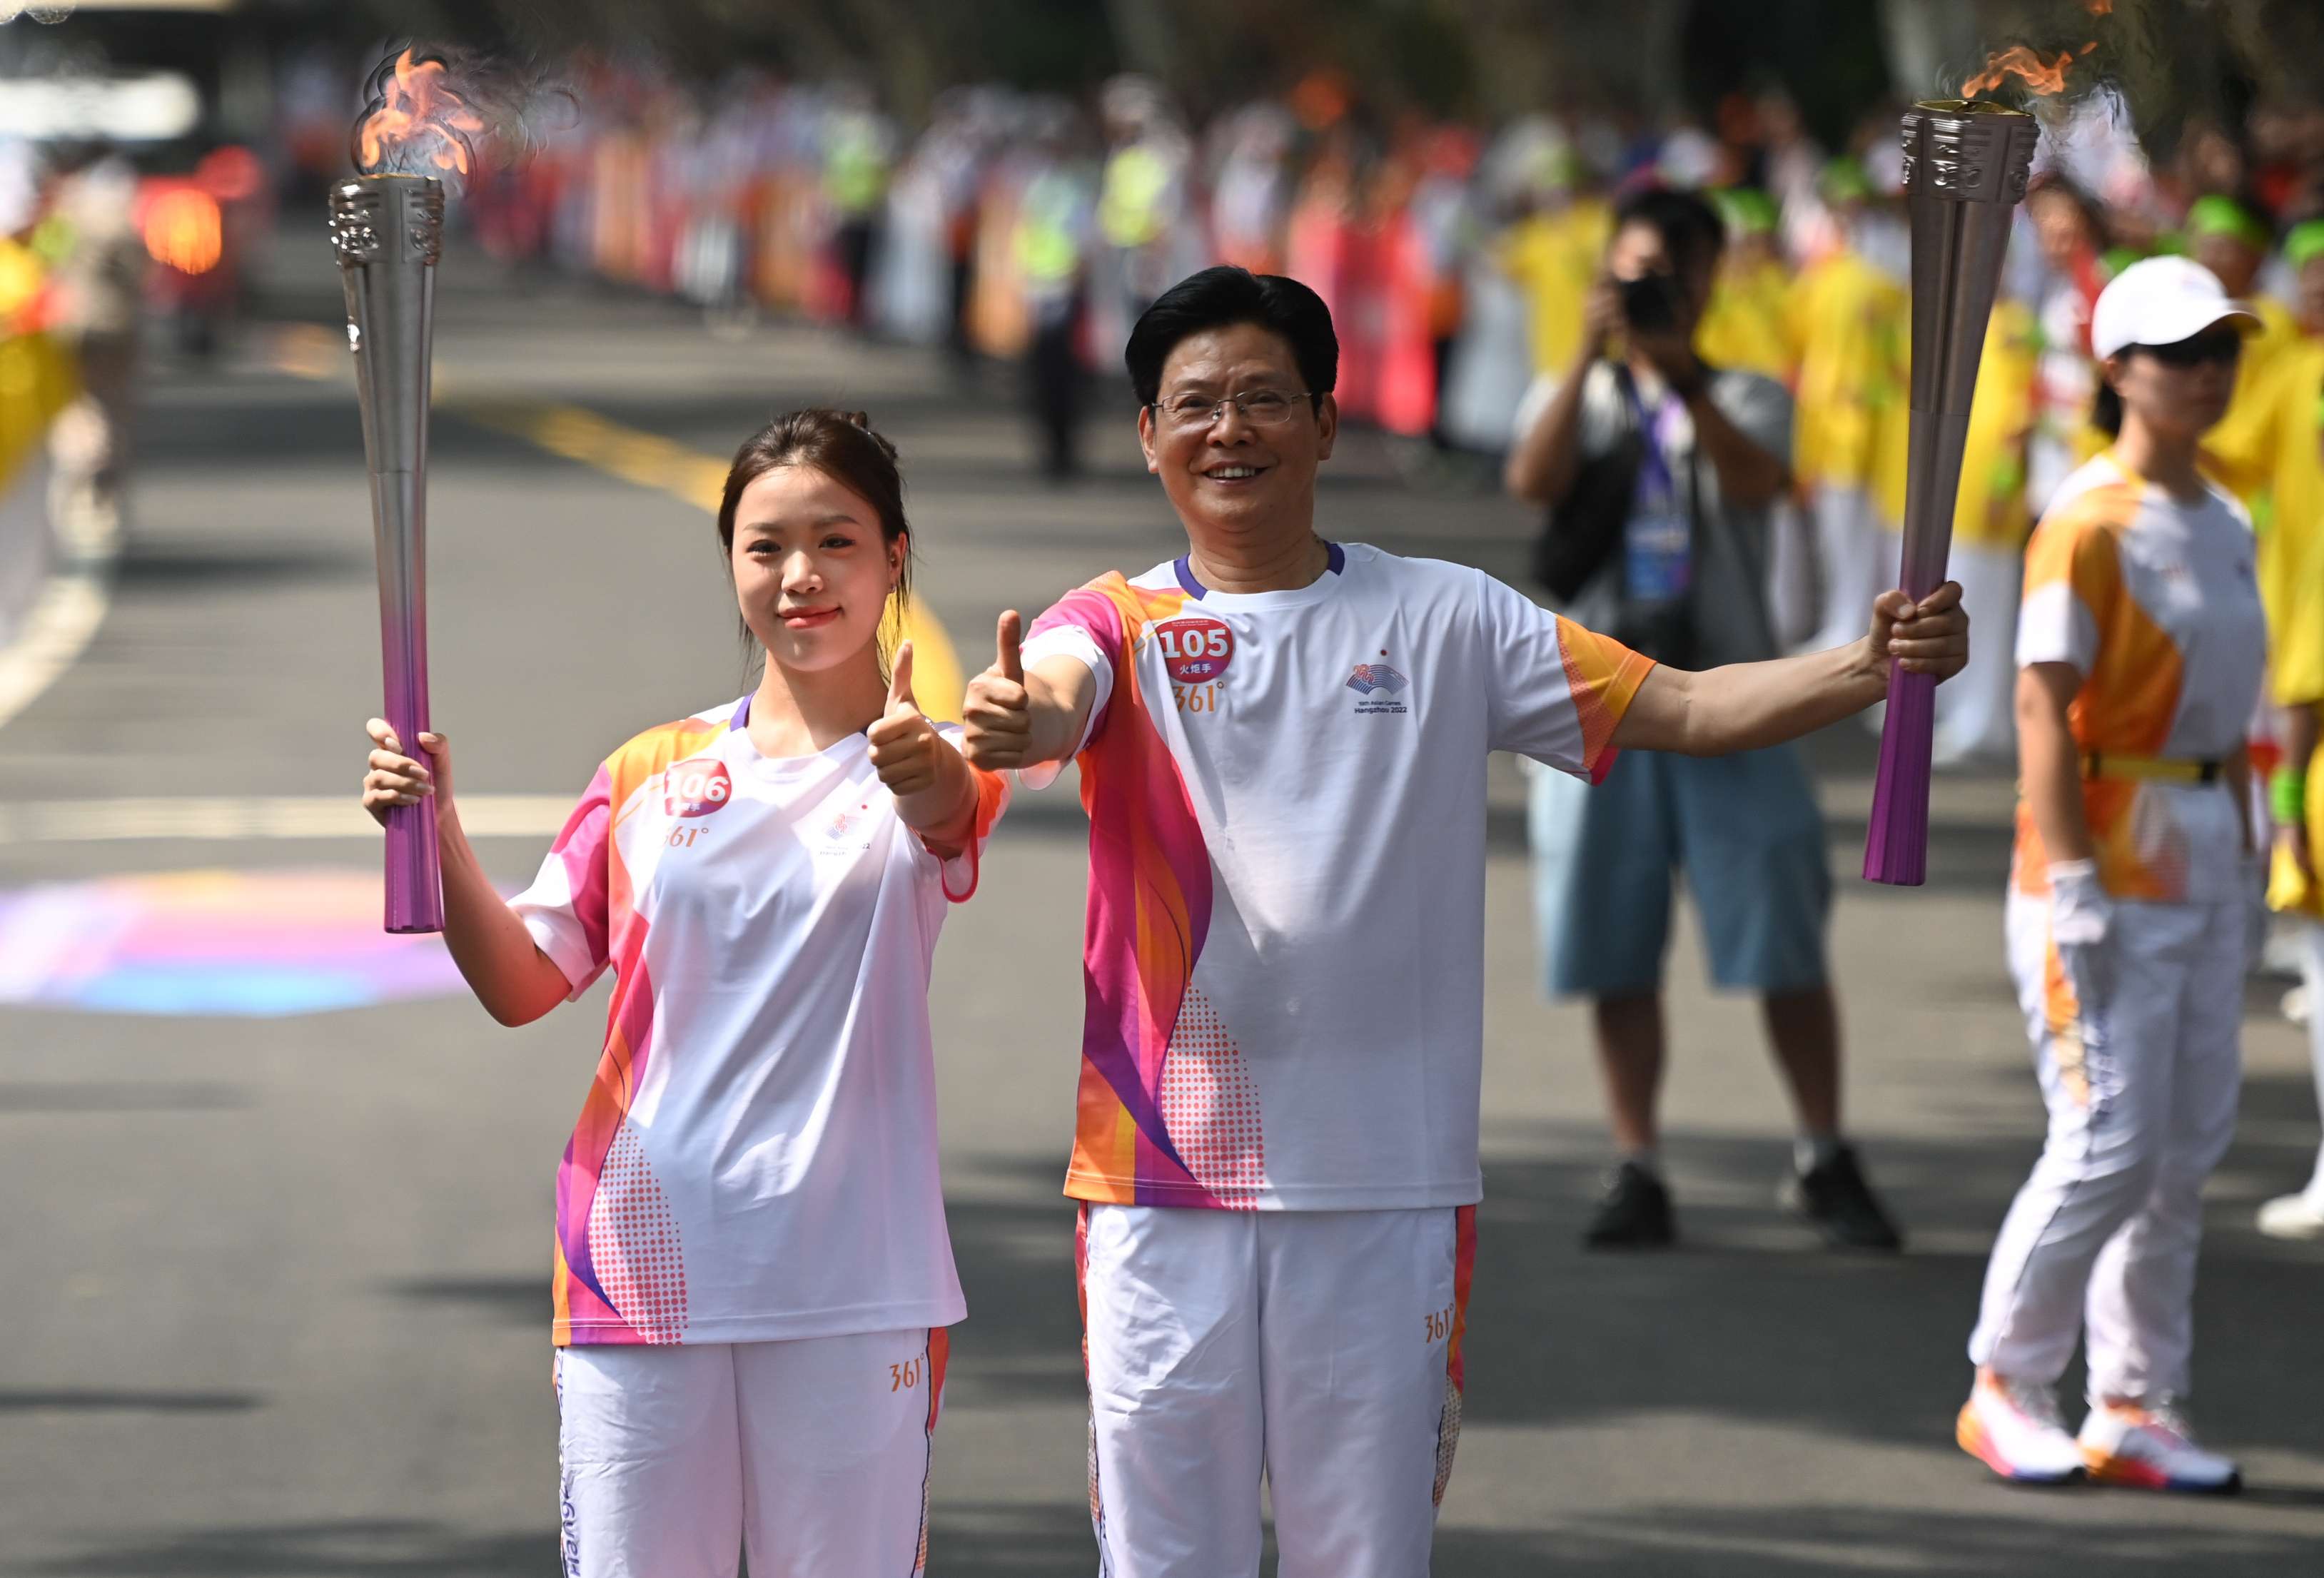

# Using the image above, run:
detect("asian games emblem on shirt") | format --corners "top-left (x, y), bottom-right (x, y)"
top-left (1348, 654), bottom-right (1409, 715)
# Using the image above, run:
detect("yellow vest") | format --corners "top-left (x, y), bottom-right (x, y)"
top-left (1789, 249), bottom-right (1905, 490)
top-left (2202, 294), bottom-right (2299, 508)
top-left (2245, 333), bottom-right (2324, 914)
top-left (1498, 198), bottom-right (1611, 375)
top-left (1697, 256), bottom-right (1794, 382)
top-left (1871, 298), bottom-right (2037, 549)
top-left (2252, 335), bottom-right (2324, 707)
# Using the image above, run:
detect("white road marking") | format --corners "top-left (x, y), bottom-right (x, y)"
top-left (0, 457), bottom-right (121, 737)
top-left (0, 794), bottom-right (575, 844)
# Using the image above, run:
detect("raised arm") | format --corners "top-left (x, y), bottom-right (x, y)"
top-left (960, 610), bottom-right (1102, 772)
top-left (1608, 585), bottom-right (1968, 757)
top-left (867, 639), bottom-right (981, 857)
top-left (1505, 280), bottom-right (1617, 506)
top-left (363, 722), bottom-right (572, 1027)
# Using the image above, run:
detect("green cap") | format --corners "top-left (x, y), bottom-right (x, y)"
top-left (2187, 194), bottom-right (2271, 253)
top-left (2287, 219), bottom-right (2324, 272)
top-left (1713, 187), bottom-right (1778, 236)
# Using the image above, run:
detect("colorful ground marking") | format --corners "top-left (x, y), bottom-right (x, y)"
top-left (0, 868), bottom-right (467, 1016)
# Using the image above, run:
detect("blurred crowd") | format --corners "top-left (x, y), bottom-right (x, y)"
top-left (439, 67), bottom-right (2324, 765)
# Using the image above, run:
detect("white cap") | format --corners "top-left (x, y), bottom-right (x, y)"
top-left (2089, 256), bottom-right (2260, 360)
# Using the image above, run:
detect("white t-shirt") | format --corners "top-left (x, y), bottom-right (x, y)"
top-left (1021, 542), bottom-right (1654, 1210)
top-left (512, 697), bottom-right (1008, 1345)
top-left (2012, 454), bottom-right (2266, 904)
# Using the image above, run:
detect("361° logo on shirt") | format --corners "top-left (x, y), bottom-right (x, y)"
top-left (664, 758), bottom-right (733, 818)
top-left (1156, 617), bottom-right (1235, 684)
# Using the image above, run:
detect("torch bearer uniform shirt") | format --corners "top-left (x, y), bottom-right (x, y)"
top-left (510, 697), bottom-right (1009, 1347)
top-left (1019, 542), bottom-right (1654, 1210)
top-left (2011, 452), bottom-right (2267, 905)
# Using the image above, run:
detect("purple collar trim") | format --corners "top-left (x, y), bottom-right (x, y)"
top-left (1173, 540), bottom-right (1343, 599)
top-left (730, 695), bottom-right (752, 729)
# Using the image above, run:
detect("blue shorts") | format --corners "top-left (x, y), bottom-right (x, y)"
top-left (1527, 743), bottom-right (1831, 998)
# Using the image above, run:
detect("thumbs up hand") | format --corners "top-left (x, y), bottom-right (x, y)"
top-left (868, 640), bottom-right (943, 797)
top-left (962, 611), bottom-right (1036, 771)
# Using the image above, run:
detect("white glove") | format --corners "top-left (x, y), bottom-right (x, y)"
top-left (2048, 859), bottom-right (2115, 1046)
top-left (2048, 859), bottom-right (2113, 947)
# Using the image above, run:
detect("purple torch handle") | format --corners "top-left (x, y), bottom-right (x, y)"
top-left (1862, 103), bottom-right (2037, 886)
top-left (334, 174), bottom-right (447, 931)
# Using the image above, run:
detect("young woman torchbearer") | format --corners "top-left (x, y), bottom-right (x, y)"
top-left (1958, 259), bottom-right (2267, 1494)
top-left (360, 410), bottom-right (1008, 1576)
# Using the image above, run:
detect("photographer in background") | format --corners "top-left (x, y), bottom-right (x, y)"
top-left (1505, 188), bottom-right (1903, 1253)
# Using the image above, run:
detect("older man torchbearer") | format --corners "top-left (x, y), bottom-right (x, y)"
top-left (961, 265), bottom-right (1966, 1578)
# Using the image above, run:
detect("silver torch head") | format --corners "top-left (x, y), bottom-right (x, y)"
top-left (332, 173), bottom-right (445, 933)
top-left (1894, 100), bottom-right (2040, 598)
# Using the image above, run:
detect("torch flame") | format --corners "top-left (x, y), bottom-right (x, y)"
top-left (143, 188), bottom-right (221, 275)
top-left (353, 48), bottom-right (487, 178)
top-left (1961, 40), bottom-right (2097, 99)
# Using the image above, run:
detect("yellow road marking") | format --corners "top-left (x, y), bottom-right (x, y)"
top-left (267, 325), bottom-right (966, 722)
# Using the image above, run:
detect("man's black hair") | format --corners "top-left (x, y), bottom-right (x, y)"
top-left (1124, 265), bottom-right (1338, 409)
top-left (1612, 187), bottom-right (1728, 282)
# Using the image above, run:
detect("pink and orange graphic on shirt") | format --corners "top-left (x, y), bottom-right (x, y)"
top-left (550, 714), bottom-right (727, 1346)
top-left (2011, 475), bottom-right (2196, 903)
top-left (1030, 574), bottom-right (1243, 1209)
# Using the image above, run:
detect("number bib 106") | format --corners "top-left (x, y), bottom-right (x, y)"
top-left (1156, 617), bottom-right (1235, 684)
top-left (665, 758), bottom-right (733, 818)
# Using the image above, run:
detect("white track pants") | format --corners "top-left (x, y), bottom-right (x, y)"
top-left (1969, 891), bottom-right (2245, 1404)
top-left (1808, 482), bottom-right (1884, 654)
top-left (1929, 540), bottom-right (2024, 764)
top-left (554, 1330), bottom-right (946, 1578)
top-left (1076, 1203), bottom-right (1475, 1578)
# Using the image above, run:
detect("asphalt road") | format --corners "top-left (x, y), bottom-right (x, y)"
top-left (5, 233), bottom-right (2322, 1577)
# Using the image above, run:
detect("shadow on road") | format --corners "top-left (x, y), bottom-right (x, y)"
top-left (0, 1390), bottom-right (263, 1414)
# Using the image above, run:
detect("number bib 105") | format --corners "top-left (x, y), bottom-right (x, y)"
top-left (1156, 617), bottom-right (1235, 684)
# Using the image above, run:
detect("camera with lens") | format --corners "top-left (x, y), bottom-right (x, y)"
top-left (1618, 271), bottom-right (1684, 335)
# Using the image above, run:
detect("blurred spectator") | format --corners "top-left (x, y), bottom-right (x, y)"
top-left (2253, 218), bottom-right (2324, 1239)
top-left (1788, 158), bottom-right (1905, 654)
top-left (2193, 193), bottom-right (2298, 507)
top-left (821, 84), bottom-right (895, 330)
top-left (39, 147), bottom-right (143, 547)
top-left (2025, 176), bottom-right (2112, 515)
top-left (1505, 187), bottom-right (1902, 1254)
top-left (1012, 108), bottom-right (1098, 480)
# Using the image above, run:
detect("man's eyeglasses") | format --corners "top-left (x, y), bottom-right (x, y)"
top-left (2130, 328), bottom-right (2243, 368)
top-left (1149, 390), bottom-right (1317, 432)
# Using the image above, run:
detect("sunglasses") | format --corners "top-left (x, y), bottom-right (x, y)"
top-left (2129, 328), bottom-right (2243, 368)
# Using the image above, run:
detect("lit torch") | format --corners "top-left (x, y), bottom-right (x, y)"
top-left (333, 49), bottom-right (484, 932)
top-left (1861, 99), bottom-right (2039, 886)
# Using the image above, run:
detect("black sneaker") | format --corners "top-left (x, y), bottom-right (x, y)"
top-left (1583, 1160), bottom-right (1676, 1249)
top-left (1781, 1143), bottom-right (1904, 1251)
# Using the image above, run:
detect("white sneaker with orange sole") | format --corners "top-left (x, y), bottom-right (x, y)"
top-left (1956, 1371), bottom-right (2086, 1484)
top-left (2078, 1400), bottom-right (2241, 1494)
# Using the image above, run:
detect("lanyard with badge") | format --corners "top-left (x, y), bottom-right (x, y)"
top-left (1621, 370), bottom-right (1696, 605)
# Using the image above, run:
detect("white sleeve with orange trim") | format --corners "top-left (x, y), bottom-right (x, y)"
top-left (1472, 567), bottom-right (1654, 781)
top-left (2014, 513), bottom-right (2108, 677)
